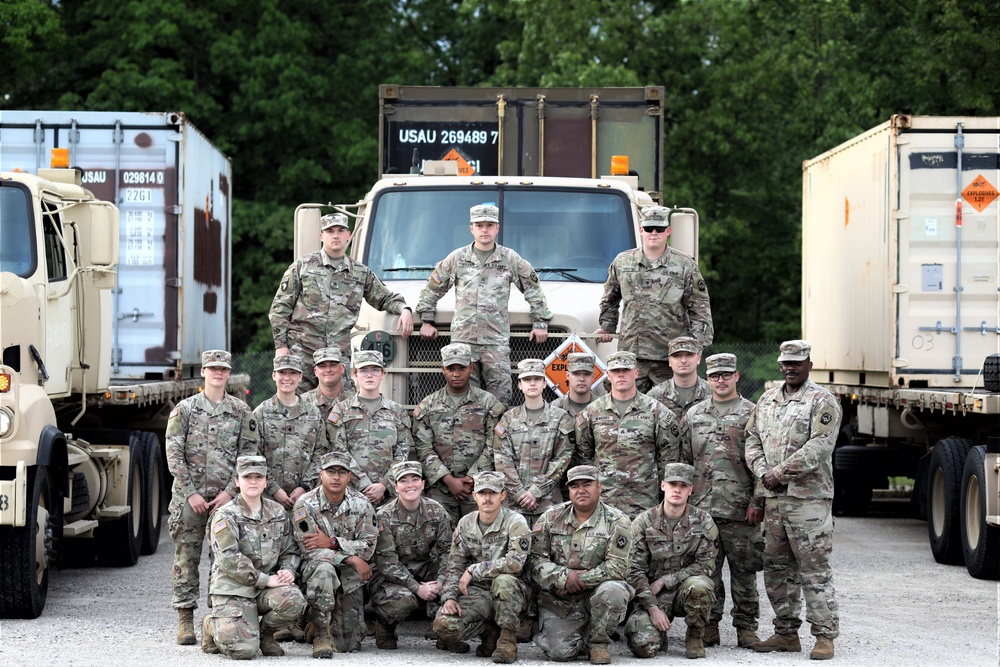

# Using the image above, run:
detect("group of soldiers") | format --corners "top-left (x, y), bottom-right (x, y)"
top-left (165, 203), bottom-right (842, 662)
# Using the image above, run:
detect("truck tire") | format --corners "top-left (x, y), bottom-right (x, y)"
top-left (960, 446), bottom-right (1000, 579)
top-left (833, 445), bottom-right (875, 516)
top-left (927, 437), bottom-right (974, 564)
top-left (94, 443), bottom-right (142, 567)
top-left (0, 466), bottom-right (55, 618)
top-left (137, 432), bottom-right (163, 555)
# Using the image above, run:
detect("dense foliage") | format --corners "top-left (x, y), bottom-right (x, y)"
top-left (4, 0), bottom-right (997, 351)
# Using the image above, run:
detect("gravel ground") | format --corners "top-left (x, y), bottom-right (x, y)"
top-left (2, 499), bottom-right (997, 666)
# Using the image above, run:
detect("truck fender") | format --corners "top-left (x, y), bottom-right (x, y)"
top-left (36, 425), bottom-right (68, 499)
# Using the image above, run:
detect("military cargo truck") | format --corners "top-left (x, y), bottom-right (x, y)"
top-left (0, 111), bottom-right (245, 617)
top-left (801, 114), bottom-right (1000, 578)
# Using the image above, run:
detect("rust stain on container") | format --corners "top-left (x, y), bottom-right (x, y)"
top-left (134, 132), bottom-right (153, 148)
top-left (193, 207), bottom-right (223, 288)
top-left (203, 291), bottom-right (218, 314)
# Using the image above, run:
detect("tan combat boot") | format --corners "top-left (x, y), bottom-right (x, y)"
top-left (201, 614), bottom-right (219, 654)
top-left (477, 621), bottom-right (501, 657)
top-left (177, 608), bottom-right (197, 645)
top-left (433, 616), bottom-right (470, 653)
top-left (589, 644), bottom-right (613, 664)
top-left (374, 620), bottom-right (398, 650)
top-left (737, 628), bottom-right (761, 648)
top-left (516, 616), bottom-right (534, 643)
top-left (703, 621), bottom-right (720, 647)
top-left (272, 625), bottom-right (294, 642)
top-left (685, 625), bottom-right (706, 659)
top-left (810, 636), bottom-right (835, 660)
top-left (311, 622), bottom-right (333, 659)
top-left (492, 628), bottom-right (518, 663)
top-left (260, 628), bottom-right (285, 657)
top-left (752, 633), bottom-right (802, 653)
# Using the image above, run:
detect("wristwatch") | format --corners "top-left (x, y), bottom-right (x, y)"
top-left (329, 536), bottom-right (340, 550)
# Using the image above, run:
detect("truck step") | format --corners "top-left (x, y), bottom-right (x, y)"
top-left (97, 505), bottom-right (130, 519)
top-left (63, 519), bottom-right (99, 537)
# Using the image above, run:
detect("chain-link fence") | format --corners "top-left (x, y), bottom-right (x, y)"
top-left (233, 340), bottom-right (783, 410)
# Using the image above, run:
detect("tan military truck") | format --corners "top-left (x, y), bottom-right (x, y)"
top-left (0, 111), bottom-right (245, 617)
top-left (801, 115), bottom-right (999, 578)
top-left (291, 85), bottom-right (700, 406)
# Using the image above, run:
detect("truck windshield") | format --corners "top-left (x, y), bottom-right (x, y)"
top-left (366, 187), bottom-right (634, 283)
top-left (0, 184), bottom-right (37, 278)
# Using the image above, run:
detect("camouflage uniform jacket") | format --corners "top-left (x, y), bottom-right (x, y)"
top-left (744, 381), bottom-right (842, 500)
top-left (327, 394), bottom-right (412, 495)
top-left (415, 243), bottom-right (552, 345)
top-left (629, 503), bottom-right (719, 611)
top-left (575, 393), bottom-right (685, 515)
top-left (166, 392), bottom-right (259, 500)
top-left (647, 377), bottom-right (711, 421)
top-left (598, 247), bottom-right (713, 360)
top-left (681, 395), bottom-right (761, 520)
top-left (374, 496), bottom-right (454, 594)
top-left (528, 500), bottom-right (633, 594)
top-left (209, 495), bottom-right (300, 598)
top-left (302, 385), bottom-right (349, 419)
top-left (493, 403), bottom-right (575, 514)
top-left (292, 486), bottom-right (378, 591)
top-left (413, 387), bottom-right (506, 487)
top-left (440, 508), bottom-right (530, 602)
top-left (269, 249), bottom-right (407, 354)
top-left (253, 395), bottom-right (324, 496)
top-left (550, 384), bottom-right (606, 417)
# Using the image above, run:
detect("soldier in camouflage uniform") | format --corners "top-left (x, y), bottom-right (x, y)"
top-left (416, 203), bottom-right (553, 405)
top-left (494, 359), bottom-right (575, 523)
top-left (166, 350), bottom-right (260, 645)
top-left (626, 463), bottom-right (719, 659)
top-left (370, 461), bottom-right (454, 649)
top-left (595, 206), bottom-right (714, 393)
top-left (202, 456), bottom-right (306, 659)
top-left (253, 354), bottom-right (325, 511)
top-left (327, 350), bottom-right (411, 507)
top-left (575, 351), bottom-right (685, 519)
top-left (647, 336), bottom-right (711, 421)
top-left (680, 353), bottom-right (763, 649)
top-left (433, 471), bottom-right (530, 663)
top-left (293, 452), bottom-right (379, 658)
top-left (550, 352), bottom-right (606, 417)
top-left (302, 347), bottom-right (349, 418)
top-left (270, 212), bottom-right (413, 391)
top-left (413, 343), bottom-right (506, 523)
top-left (529, 465), bottom-right (634, 665)
top-left (744, 340), bottom-right (842, 661)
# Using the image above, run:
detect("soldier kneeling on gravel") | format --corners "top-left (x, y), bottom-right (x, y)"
top-left (203, 456), bottom-right (307, 659)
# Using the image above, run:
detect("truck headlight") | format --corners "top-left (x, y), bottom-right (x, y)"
top-left (0, 408), bottom-right (13, 438)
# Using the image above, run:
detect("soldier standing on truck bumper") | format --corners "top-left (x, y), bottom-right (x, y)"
top-left (416, 203), bottom-right (553, 405)
top-left (166, 349), bottom-right (260, 645)
top-left (595, 206), bottom-right (713, 393)
top-left (744, 340), bottom-right (842, 661)
top-left (269, 212), bottom-right (413, 392)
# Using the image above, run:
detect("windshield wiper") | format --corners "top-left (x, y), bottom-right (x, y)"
top-left (382, 266), bottom-right (437, 272)
top-left (534, 267), bottom-right (587, 283)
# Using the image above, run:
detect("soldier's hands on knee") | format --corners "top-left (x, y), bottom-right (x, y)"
top-left (564, 570), bottom-right (585, 594)
top-left (418, 582), bottom-right (440, 601)
top-left (347, 556), bottom-right (372, 582)
top-left (649, 606), bottom-right (671, 632)
top-left (441, 599), bottom-right (462, 616)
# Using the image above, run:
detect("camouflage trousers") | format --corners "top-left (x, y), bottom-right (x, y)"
top-left (762, 497), bottom-right (838, 638)
top-left (711, 518), bottom-right (763, 629)
top-left (370, 563), bottom-right (441, 624)
top-left (535, 581), bottom-right (633, 660)
top-left (168, 494), bottom-right (213, 609)
top-left (625, 575), bottom-right (714, 654)
top-left (635, 358), bottom-right (672, 394)
top-left (207, 587), bottom-right (307, 659)
top-left (301, 559), bottom-right (367, 651)
top-left (469, 343), bottom-right (512, 405)
top-left (433, 575), bottom-right (528, 638)
top-left (427, 483), bottom-right (479, 525)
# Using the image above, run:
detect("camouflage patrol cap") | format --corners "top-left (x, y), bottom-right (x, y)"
top-left (668, 336), bottom-right (702, 356)
top-left (273, 353), bottom-right (303, 372)
top-left (352, 350), bottom-right (384, 369)
top-left (517, 358), bottom-right (546, 379)
top-left (390, 461), bottom-right (423, 482)
top-left (663, 462), bottom-right (696, 485)
top-left (566, 465), bottom-right (600, 483)
top-left (606, 351), bottom-right (637, 370)
top-left (320, 212), bottom-right (350, 230)
top-left (705, 353), bottom-right (737, 374)
top-left (777, 339), bottom-right (812, 362)
top-left (320, 451), bottom-right (353, 471)
top-left (202, 349), bottom-right (232, 369)
top-left (236, 455), bottom-right (268, 477)
top-left (566, 353), bottom-right (596, 373)
top-left (640, 206), bottom-right (671, 228)
top-left (473, 471), bottom-right (505, 493)
top-left (313, 347), bottom-right (344, 365)
top-left (470, 203), bottom-right (499, 224)
top-left (440, 342), bottom-right (472, 367)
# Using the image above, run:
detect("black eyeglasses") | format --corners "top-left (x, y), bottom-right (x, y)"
top-left (707, 372), bottom-right (735, 381)
top-left (641, 226), bottom-right (667, 233)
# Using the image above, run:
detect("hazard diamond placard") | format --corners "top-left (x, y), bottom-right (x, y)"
top-left (543, 335), bottom-right (606, 398)
top-left (962, 174), bottom-right (999, 213)
top-left (441, 148), bottom-right (476, 176)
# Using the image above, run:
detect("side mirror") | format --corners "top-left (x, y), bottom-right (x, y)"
top-left (294, 204), bottom-right (323, 261)
top-left (668, 209), bottom-right (699, 261)
top-left (90, 203), bottom-right (119, 267)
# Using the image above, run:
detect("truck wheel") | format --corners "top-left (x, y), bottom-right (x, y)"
top-left (960, 446), bottom-right (1000, 579)
top-left (833, 445), bottom-right (875, 516)
top-left (0, 466), bottom-right (55, 618)
top-left (94, 443), bottom-right (142, 567)
top-left (137, 432), bottom-right (163, 555)
top-left (927, 437), bottom-right (974, 564)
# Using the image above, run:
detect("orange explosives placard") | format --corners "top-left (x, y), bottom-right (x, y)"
top-left (962, 174), bottom-right (999, 213)
top-left (543, 335), bottom-right (606, 397)
top-left (441, 148), bottom-right (476, 176)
